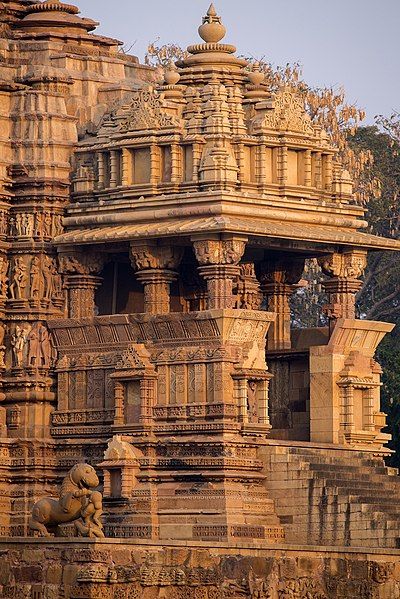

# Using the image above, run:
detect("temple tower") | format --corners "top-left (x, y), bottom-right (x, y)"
top-left (0, 2), bottom-right (400, 549)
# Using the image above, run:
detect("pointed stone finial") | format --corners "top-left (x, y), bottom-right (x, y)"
top-left (198, 4), bottom-right (226, 44)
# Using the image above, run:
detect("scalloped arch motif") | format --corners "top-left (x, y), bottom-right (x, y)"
top-left (255, 88), bottom-right (314, 135)
top-left (119, 89), bottom-right (181, 132)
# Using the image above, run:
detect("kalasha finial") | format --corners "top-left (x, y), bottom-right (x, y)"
top-left (198, 4), bottom-right (226, 44)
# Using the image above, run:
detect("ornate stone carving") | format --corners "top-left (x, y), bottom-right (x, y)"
top-left (193, 238), bottom-right (247, 309)
top-left (0, 254), bottom-right (9, 299)
top-left (26, 322), bottom-right (53, 369)
top-left (115, 345), bottom-right (147, 370)
top-left (318, 250), bottom-right (367, 279)
top-left (59, 252), bottom-right (104, 318)
top-left (119, 89), bottom-right (181, 133)
top-left (130, 243), bottom-right (183, 314)
top-left (193, 238), bottom-right (246, 266)
top-left (130, 244), bottom-right (183, 271)
top-left (318, 250), bottom-right (367, 323)
top-left (278, 577), bottom-right (327, 599)
top-left (235, 263), bottom-right (262, 309)
top-left (257, 257), bottom-right (305, 349)
top-left (11, 324), bottom-right (29, 368)
top-left (9, 255), bottom-right (29, 300)
top-left (251, 87), bottom-right (314, 135)
top-left (59, 253), bottom-right (104, 276)
top-left (29, 463), bottom-right (104, 538)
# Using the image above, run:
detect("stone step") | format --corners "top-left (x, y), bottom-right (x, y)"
top-left (307, 462), bottom-right (390, 476)
top-left (313, 476), bottom-right (400, 494)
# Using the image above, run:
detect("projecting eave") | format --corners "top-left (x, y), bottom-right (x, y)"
top-left (54, 216), bottom-right (400, 253)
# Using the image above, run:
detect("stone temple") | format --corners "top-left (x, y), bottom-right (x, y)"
top-left (1, 1), bottom-right (400, 597)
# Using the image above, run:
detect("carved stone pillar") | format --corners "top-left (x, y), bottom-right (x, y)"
top-left (257, 257), bottom-right (305, 350)
top-left (192, 236), bottom-right (247, 309)
top-left (318, 250), bottom-right (367, 331)
top-left (59, 252), bottom-right (104, 319)
top-left (130, 242), bottom-right (183, 314)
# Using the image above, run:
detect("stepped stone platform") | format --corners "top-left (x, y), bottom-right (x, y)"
top-left (1, 538), bottom-right (400, 599)
top-left (262, 442), bottom-right (400, 549)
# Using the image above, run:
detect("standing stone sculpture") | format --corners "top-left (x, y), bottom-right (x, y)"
top-left (11, 324), bottom-right (28, 368)
top-left (29, 463), bottom-right (105, 538)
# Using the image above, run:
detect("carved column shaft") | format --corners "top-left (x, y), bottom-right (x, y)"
top-left (258, 379), bottom-right (271, 426)
top-left (110, 150), bottom-right (119, 187)
top-left (59, 253), bottom-right (104, 319)
top-left (304, 150), bottom-right (312, 186)
top-left (193, 237), bottom-right (247, 310)
top-left (319, 250), bottom-right (367, 332)
top-left (64, 275), bottom-right (102, 319)
top-left (235, 377), bottom-right (249, 423)
top-left (130, 243), bottom-right (183, 315)
top-left (261, 282), bottom-right (294, 350)
top-left (135, 269), bottom-right (177, 314)
top-left (257, 257), bottom-right (304, 351)
top-left (322, 278), bottom-right (362, 321)
top-left (140, 378), bottom-right (156, 424)
top-left (365, 387), bottom-right (375, 431)
top-left (114, 381), bottom-right (124, 425)
top-left (198, 264), bottom-right (239, 309)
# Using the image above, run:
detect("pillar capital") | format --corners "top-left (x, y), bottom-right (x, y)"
top-left (192, 236), bottom-right (247, 310)
top-left (318, 250), bottom-right (367, 280)
top-left (58, 251), bottom-right (105, 276)
top-left (192, 236), bottom-right (247, 267)
top-left (129, 241), bottom-right (183, 272)
top-left (318, 250), bottom-right (367, 324)
top-left (58, 250), bottom-right (105, 318)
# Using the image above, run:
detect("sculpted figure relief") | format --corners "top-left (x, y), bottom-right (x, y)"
top-left (59, 253), bottom-right (104, 276)
top-left (42, 255), bottom-right (54, 300)
top-left (30, 256), bottom-right (43, 300)
top-left (43, 211), bottom-right (53, 238)
top-left (13, 213), bottom-right (34, 237)
top-left (318, 251), bottom-right (367, 280)
top-left (0, 254), bottom-right (8, 297)
top-left (11, 324), bottom-right (29, 368)
top-left (29, 463), bottom-right (105, 538)
top-left (9, 256), bottom-right (29, 300)
top-left (27, 322), bottom-right (53, 368)
top-left (33, 211), bottom-right (43, 238)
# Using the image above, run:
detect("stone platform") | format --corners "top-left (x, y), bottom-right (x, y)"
top-left (1, 538), bottom-right (400, 598)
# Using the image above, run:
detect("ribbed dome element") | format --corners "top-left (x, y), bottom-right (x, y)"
top-left (17, 0), bottom-right (98, 33)
top-left (26, 0), bottom-right (80, 15)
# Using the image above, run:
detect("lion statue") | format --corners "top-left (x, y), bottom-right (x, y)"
top-left (29, 463), bottom-right (105, 538)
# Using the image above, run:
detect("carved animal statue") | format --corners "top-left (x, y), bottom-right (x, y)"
top-left (29, 463), bottom-right (103, 537)
top-left (75, 490), bottom-right (104, 538)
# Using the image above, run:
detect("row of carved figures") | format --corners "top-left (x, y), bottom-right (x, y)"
top-left (0, 210), bottom-right (63, 239)
top-left (11, 321), bottom-right (54, 369)
top-left (7, 254), bottom-right (63, 302)
top-left (9, 211), bottom-right (63, 239)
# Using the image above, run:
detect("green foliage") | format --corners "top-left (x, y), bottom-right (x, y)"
top-left (350, 122), bottom-right (400, 465)
top-left (349, 126), bottom-right (400, 323)
top-left (377, 328), bottom-right (400, 467)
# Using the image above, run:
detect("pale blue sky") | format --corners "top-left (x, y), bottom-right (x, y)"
top-left (81, 0), bottom-right (399, 123)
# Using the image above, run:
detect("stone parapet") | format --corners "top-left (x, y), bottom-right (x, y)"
top-left (1, 538), bottom-right (400, 598)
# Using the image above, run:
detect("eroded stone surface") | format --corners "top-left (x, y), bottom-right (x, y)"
top-left (2, 539), bottom-right (400, 599)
